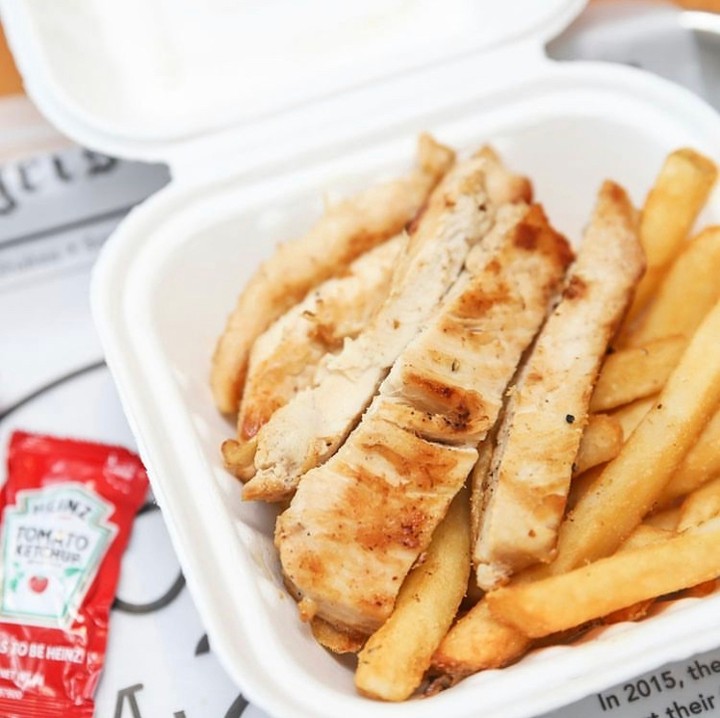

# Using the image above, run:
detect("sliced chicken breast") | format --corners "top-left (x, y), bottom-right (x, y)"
top-left (244, 148), bottom-right (530, 502)
top-left (472, 181), bottom-right (645, 591)
top-left (275, 203), bottom-right (573, 634)
top-left (277, 416), bottom-right (478, 635)
top-left (211, 133), bottom-right (455, 415)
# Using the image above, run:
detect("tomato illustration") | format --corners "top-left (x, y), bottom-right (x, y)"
top-left (28, 576), bottom-right (49, 594)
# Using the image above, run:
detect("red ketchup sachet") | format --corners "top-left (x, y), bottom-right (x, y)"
top-left (0, 431), bottom-right (148, 717)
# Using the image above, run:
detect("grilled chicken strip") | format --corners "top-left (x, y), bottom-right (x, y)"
top-left (223, 236), bottom-right (403, 479)
top-left (472, 181), bottom-right (645, 591)
top-left (276, 203), bottom-right (573, 634)
top-left (211, 133), bottom-right (455, 415)
top-left (244, 148), bottom-right (531, 502)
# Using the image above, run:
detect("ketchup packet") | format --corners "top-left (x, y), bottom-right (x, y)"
top-left (0, 431), bottom-right (148, 717)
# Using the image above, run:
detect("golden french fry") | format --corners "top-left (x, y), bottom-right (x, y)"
top-left (682, 580), bottom-right (719, 599)
top-left (550, 298), bottom-right (720, 574)
top-left (355, 490), bottom-right (470, 701)
top-left (642, 507), bottom-right (681, 531)
top-left (566, 464), bottom-right (605, 513)
top-left (618, 149), bottom-right (717, 340)
top-left (600, 522), bottom-right (675, 625)
top-left (545, 463), bottom-right (668, 577)
top-left (431, 600), bottom-right (530, 677)
top-left (658, 406), bottom-right (720, 506)
top-left (573, 414), bottom-right (623, 476)
top-left (678, 477), bottom-right (720, 532)
top-left (310, 617), bottom-right (366, 654)
top-left (516, 523), bottom-right (671, 631)
top-left (590, 336), bottom-right (685, 413)
top-left (602, 601), bottom-right (655, 625)
top-left (620, 523), bottom-right (674, 550)
top-left (487, 525), bottom-right (720, 638)
top-left (628, 227), bottom-right (720, 347)
top-left (611, 396), bottom-right (655, 440)
top-left (221, 438), bottom-right (257, 480)
top-left (522, 517), bottom-right (676, 585)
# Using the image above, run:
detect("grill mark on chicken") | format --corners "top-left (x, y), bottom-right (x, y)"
top-left (393, 368), bottom-right (488, 438)
top-left (563, 274), bottom-right (588, 300)
top-left (276, 202), bottom-right (573, 633)
top-left (513, 222), bottom-right (541, 250)
top-left (453, 281), bottom-right (512, 319)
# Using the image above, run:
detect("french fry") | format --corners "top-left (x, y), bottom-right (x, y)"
top-left (221, 437), bottom-right (257, 480)
top-left (628, 227), bottom-right (720, 347)
top-left (677, 477), bottom-right (720, 532)
top-left (310, 617), bottom-right (366, 654)
top-left (487, 524), bottom-right (720, 638)
top-left (573, 414), bottom-right (623, 476)
top-left (589, 336), bottom-right (685, 412)
top-left (611, 396), bottom-right (655, 440)
top-left (670, 491), bottom-right (720, 600)
top-left (618, 148), bottom-right (717, 340)
top-left (355, 490), bottom-right (470, 701)
top-left (658, 406), bottom-right (720, 506)
top-left (431, 600), bottom-right (530, 676)
top-left (519, 513), bottom-right (676, 584)
top-left (597, 523), bottom-right (673, 625)
top-left (506, 520), bottom-right (675, 635)
top-left (549, 297), bottom-right (720, 574)
top-left (620, 523), bottom-right (673, 550)
top-left (682, 580), bottom-right (719, 599)
top-left (602, 601), bottom-right (655, 625)
top-left (566, 464), bottom-right (605, 513)
top-left (642, 507), bottom-right (681, 531)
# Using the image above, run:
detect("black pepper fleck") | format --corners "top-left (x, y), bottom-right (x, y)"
top-left (565, 414), bottom-right (575, 424)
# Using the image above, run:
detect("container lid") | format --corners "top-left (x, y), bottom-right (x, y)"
top-left (1, 0), bottom-right (584, 164)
